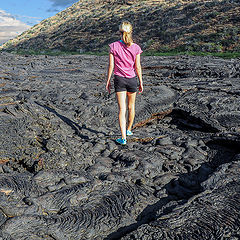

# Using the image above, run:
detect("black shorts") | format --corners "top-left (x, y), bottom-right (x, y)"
top-left (114, 75), bottom-right (138, 93)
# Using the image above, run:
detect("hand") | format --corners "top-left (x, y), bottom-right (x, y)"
top-left (138, 83), bottom-right (143, 94)
top-left (106, 81), bottom-right (111, 94)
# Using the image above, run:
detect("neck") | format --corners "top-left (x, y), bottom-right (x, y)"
top-left (120, 40), bottom-right (133, 46)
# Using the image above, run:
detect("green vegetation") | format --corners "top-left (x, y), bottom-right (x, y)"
top-left (0, 48), bottom-right (109, 56)
top-left (142, 51), bottom-right (240, 59)
top-left (1, 48), bottom-right (239, 59)
top-left (1, 49), bottom-right (81, 56)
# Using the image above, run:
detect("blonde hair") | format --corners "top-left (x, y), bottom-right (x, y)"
top-left (119, 21), bottom-right (133, 47)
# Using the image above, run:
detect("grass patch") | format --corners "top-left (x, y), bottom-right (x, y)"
top-left (1, 48), bottom-right (239, 59)
top-left (142, 51), bottom-right (240, 59)
top-left (0, 48), bottom-right (109, 56)
top-left (81, 51), bottom-right (108, 56)
top-left (9, 49), bottom-right (82, 56)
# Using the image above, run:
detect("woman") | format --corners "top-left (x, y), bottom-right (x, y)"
top-left (106, 21), bottom-right (143, 145)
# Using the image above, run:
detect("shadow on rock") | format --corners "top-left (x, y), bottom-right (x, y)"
top-left (35, 101), bottom-right (106, 139)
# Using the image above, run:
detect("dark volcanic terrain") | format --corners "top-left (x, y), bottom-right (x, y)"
top-left (0, 52), bottom-right (240, 239)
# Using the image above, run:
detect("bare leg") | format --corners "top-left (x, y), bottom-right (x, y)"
top-left (127, 91), bottom-right (137, 131)
top-left (116, 91), bottom-right (127, 139)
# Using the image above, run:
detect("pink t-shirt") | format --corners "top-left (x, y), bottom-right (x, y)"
top-left (109, 41), bottom-right (143, 78)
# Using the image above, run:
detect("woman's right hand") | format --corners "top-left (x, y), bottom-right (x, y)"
top-left (139, 82), bottom-right (143, 93)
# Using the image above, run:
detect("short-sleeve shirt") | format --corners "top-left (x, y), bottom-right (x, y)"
top-left (109, 40), bottom-right (143, 78)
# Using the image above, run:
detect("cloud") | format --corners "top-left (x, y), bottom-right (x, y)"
top-left (0, 10), bottom-right (31, 45)
top-left (47, 0), bottom-right (78, 11)
top-left (13, 14), bottom-right (41, 26)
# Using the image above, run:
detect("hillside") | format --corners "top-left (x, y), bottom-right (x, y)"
top-left (1, 0), bottom-right (240, 53)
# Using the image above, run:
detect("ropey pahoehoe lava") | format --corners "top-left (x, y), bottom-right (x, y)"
top-left (0, 52), bottom-right (240, 239)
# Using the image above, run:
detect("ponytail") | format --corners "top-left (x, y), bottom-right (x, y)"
top-left (119, 21), bottom-right (133, 47)
top-left (122, 31), bottom-right (133, 47)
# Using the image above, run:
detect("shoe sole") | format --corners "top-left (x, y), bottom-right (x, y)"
top-left (116, 139), bottom-right (127, 145)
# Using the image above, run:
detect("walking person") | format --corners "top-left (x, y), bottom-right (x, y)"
top-left (106, 21), bottom-right (143, 145)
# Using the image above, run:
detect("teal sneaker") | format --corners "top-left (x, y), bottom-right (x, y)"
top-left (116, 138), bottom-right (127, 145)
top-left (126, 130), bottom-right (133, 136)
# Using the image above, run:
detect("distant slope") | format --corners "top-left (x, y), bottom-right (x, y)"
top-left (1, 0), bottom-right (240, 53)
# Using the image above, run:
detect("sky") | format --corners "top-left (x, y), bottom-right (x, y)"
top-left (0, 0), bottom-right (79, 45)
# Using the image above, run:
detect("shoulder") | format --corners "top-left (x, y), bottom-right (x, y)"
top-left (109, 41), bottom-right (121, 48)
top-left (132, 43), bottom-right (142, 49)
top-left (132, 43), bottom-right (143, 54)
top-left (109, 41), bottom-right (121, 53)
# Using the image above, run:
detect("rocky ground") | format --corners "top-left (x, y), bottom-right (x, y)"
top-left (0, 52), bottom-right (239, 239)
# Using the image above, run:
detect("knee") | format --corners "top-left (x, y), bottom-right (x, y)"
top-left (119, 107), bottom-right (126, 115)
top-left (128, 105), bottom-right (135, 113)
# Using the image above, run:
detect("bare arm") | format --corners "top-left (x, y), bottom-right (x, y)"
top-left (106, 53), bottom-right (114, 94)
top-left (135, 54), bottom-right (143, 93)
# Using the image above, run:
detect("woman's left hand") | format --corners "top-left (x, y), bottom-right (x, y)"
top-left (106, 81), bottom-right (111, 94)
